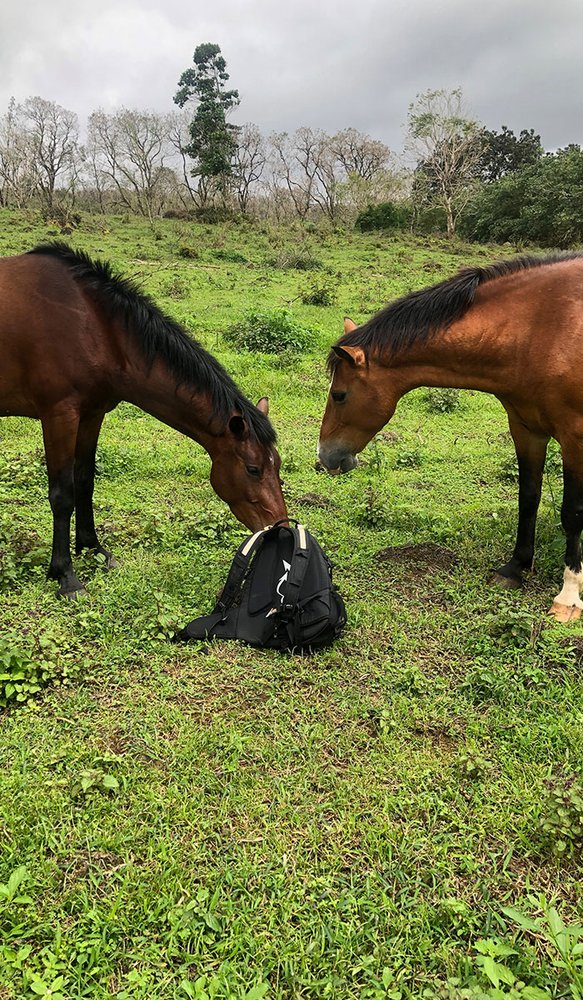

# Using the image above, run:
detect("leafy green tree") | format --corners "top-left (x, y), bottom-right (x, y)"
top-left (478, 125), bottom-right (542, 182)
top-left (460, 145), bottom-right (583, 248)
top-left (406, 88), bottom-right (484, 238)
top-left (174, 43), bottom-right (239, 202)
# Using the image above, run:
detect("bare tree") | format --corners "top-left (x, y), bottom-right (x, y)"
top-left (331, 128), bottom-right (391, 181)
top-left (88, 108), bottom-right (174, 220)
top-left (0, 98), bottom-right (38, 208)
top-left (268, 131), bottom-right (315, 220)
top-left (232, 123), bottom-right (266, 214)
top-left (405, 88), bottom-right (484, 238)
top-left (340, 166), bottom-right (410, 219)
top-left (21, 96), bottom-right (79, 212)
top-left (266, 127), bottom-right (395, 222)
top-left (294, 127), bottom-right (343, 221)
top-left (168, 108), bottom-right (203, 208)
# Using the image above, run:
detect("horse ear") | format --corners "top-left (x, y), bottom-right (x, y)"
top-left (256, 396), bottom-right (269, 416)
top-left (229, 414), bottom-right (248, 440)
top-left (332, 345), bottom-right (366, 368)
top-left (344, 317), bottom-right (358, 334)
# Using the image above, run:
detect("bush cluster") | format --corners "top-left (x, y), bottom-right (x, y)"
top-left (266, 250), bottom-right (323, 271)
top-left (224, 308), bottom-right (314, 354)
top-left (355, 201), bottom-right (412, 232)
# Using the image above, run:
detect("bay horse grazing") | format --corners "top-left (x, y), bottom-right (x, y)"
top-left (0, 243), bottom-right (287, 596)
top-left (318, 253), bottom-right (583, 622)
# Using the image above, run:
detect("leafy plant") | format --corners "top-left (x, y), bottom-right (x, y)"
top-left (355, 201), bottom-right (411, 232)
top-left (224, 308), bottom-right (313, 354)
top-left (535, 773), bottom-right (583, 858)
top-left (394, 446), bottom-right (422, 469)
top-left (353, 484), bottom-right (390, 529)
top-left (211, 248), bottom-right (248, 263)
top-left (70, 768), bottom-right (121, 800)
top-left (177, 244), bottom-right (199, 259)
top-left (424, 387), bottom-right (462, 413)
top-left (498, 452), bottom-right (520, 484)
top-left (0, 867), bottom-right (33, 908)
top-left (266, 249), bottom-right (322, 270)
top-left (502, 895), bottom-right (583, 996)
top-left (0, 640), bottom-right (59, 708)
top-left (300, 276), bottom-right (338, 306)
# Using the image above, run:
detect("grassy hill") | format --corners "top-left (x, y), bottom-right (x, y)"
top-left (0, 210), bottom-right (581, 999)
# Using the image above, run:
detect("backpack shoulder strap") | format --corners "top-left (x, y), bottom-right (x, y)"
top-left (214, 527), bottom-right (270, 613)
top-left (278, 524), bottom-right (312, 617)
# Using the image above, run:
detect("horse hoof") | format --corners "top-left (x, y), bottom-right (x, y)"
top-left (106, 554), bottom-right (119, 570)
top-left (491, 572), bottom-right (522, 590)
top-left (58, 586), bottom-right (87, 600)
top-left (548, 602), bottom-right (582, 623)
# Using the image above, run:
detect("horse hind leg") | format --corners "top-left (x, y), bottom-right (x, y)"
top-left (74, 411), bottom-right (117, 568)
top-left (550, 461), bottom-right (583, 622)
top-left (492, 415), bottom-right (549, 589)
top-left (42, 406), bottom-right (85, 597)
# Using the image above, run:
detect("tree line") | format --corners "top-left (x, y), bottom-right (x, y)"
top-left (1, 45), bottom-right (582, 248)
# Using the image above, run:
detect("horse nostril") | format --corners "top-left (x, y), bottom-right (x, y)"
top-left (340, 455), bottom-right (359, 473)
top-left (314, 459), bottom-right (324, 473)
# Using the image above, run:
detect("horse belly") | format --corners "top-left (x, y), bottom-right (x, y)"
top-left (0, 346), bottom-right (41, 418)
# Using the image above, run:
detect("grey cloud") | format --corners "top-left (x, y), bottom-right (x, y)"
top-left (1, 0), bottom-right (582, 151)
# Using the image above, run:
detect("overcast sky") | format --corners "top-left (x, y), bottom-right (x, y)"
top-left (3, 0), bottom-right (582, 152)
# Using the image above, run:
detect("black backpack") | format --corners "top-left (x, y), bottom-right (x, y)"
top-left (174, 520), bottom-right (346, 653)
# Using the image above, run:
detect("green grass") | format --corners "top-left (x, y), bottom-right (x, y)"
top-left (0, 210), bottom-right (582, 999)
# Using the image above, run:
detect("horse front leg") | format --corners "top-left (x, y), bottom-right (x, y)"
top-left (550, 462), bottom-right (583, 622)
top-left (42, 407), bottom-right (85, 597)
top-left (492, 414), bottom-right (549, 589)
top-left (74, 411), bottom-right (117, 568)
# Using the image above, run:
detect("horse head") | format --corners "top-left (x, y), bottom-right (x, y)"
top-left (317, 319), bottom-right (397, 474)
top-left (210, 396), bottom-right (288, 530)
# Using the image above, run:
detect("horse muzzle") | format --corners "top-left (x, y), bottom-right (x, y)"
top-left (316, 444), bottom-right (359, 475)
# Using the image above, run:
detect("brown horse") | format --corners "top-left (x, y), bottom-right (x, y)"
top-left (0, 243), bottom-right (287, 596)
top-left (318, 252), bottom-right (583, 622)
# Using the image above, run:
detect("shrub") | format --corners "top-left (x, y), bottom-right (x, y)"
top-left (192, 206), bottom-right (237, 224)
top-left (266, 250), bottom-right (323, 271)
top-left (0, 638), bottom-right (80, 708)
top-left (177, 245), bottom-right (199, 259)
top-left (355, 201), bottom-right (411, 232)
top-left (498, 452), bottom-right (519, 483)
top-left (211, 249), bottom-right (248, 264)
top-left (394, 447), bottom-right (422, 469)
top-left (300, 276), bottom-right (338, 306)
top-left (224, 308), bottom-right (314, 354)
top-left (353, 485), bottom-right (390, 529)
top-left (424, 387), bottom-right (461, 413)
top-left (536, 773), bottom-right (583, 858)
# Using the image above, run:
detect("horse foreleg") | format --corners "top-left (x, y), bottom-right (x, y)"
top-left (493, 415), bottom-right (548, 589)
top-left (42, 407), bottom-right (85, 597)
top-left (550, 464), bottom-right (583, 622)
top-left (74, 411), bottom-right (117, 568)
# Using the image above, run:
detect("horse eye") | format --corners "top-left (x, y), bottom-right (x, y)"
top-left (332, 390), bottom-right (347, 403)
top-left (246, 465), bottom-right (261, 478)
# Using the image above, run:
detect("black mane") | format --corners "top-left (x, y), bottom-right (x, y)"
top-left (28, 241), bottom-right (276, 444)
top-left (328, 252), bottom-right (583, 371)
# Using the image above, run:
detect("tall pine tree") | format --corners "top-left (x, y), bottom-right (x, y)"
top-left (174, 43), bottom-right (239, 202)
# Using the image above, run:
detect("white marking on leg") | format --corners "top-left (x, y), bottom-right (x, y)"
top-left (553, 566), bottom-right (583, 609)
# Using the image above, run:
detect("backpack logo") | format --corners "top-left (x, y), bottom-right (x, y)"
top-left (276, 560), bottom-right (291, 603)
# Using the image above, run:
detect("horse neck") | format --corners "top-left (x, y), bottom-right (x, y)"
top-left (112, 351), bottom-right (218, 454)
top-left (388, 302), bottom-right (519, 397)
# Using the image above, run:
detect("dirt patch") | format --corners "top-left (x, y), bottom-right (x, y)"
top-left (296, 493), bottom-right (335, 509)
top-left (374, 542), bottom-right (459, 574)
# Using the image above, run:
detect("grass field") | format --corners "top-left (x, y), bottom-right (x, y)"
top-left (0, 210), bottom-right (582, 999)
